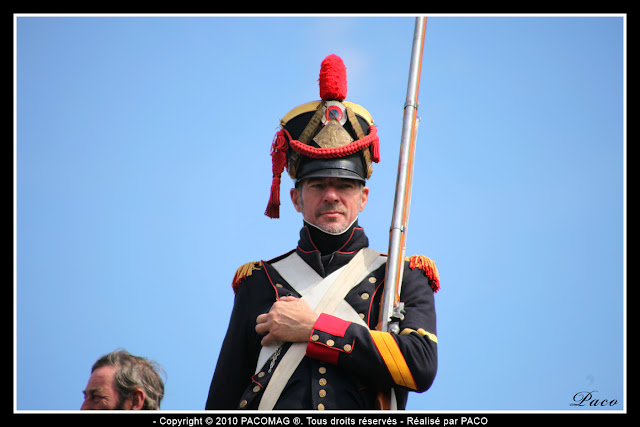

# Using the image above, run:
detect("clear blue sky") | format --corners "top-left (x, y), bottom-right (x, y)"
top-left (14, 14), bottom-right (625, 412)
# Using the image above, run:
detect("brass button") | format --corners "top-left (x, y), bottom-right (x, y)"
top-left (253, 385), bottom-right (261, 393)
top-left (276, 283), bottom-right (283, 288)
top-left (368, 277), bottom-right (377, 283)
top-left (361, 292), bottom-right (370, 300)
top-left (257, 371), bottom-right (265, 378)
top-left (311, 334), bottom-right (319, 341)
top-left (326, 339), bottom-right (334, 347)
top-left (343, 344), bottom-right (352, 352)
top-left (359, 313), bottom-right (365, 319)
top-left (319, 389), bottom-right (327, 398)
top-left (319, 378), bottom-right (327, 386)
top-left (318, 367), bottom-right (327, 374)
top-left (239, 400), bottom-right (248, 408)
top-left (318, 403), bottom-right (325, 410)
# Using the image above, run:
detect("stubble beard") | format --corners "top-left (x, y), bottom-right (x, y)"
top-left (313, 202), bottom-right (351, 234)
top-left (299, 187), bottom-right (363, 235)
top-left (318, 221), bottom-right (348, 235)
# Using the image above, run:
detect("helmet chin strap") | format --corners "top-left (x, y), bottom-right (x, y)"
top-left (304, 217), bottom-right (358, 236)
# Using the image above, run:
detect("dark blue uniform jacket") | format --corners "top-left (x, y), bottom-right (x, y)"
top-left (205, 223), bottom-right (438, 410)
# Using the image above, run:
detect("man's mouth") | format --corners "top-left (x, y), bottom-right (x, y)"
top-left (317, 209), bottom-right (346, 219)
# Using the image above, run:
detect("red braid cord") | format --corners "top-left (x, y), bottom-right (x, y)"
top-left (282, 125), bottom-right (380, 161)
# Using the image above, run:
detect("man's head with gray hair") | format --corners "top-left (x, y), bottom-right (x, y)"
top-left (81, 349), bottom-right (165, 410)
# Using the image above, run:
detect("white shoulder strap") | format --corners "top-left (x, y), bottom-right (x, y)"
top-left (257, 248), bottom-right (385, 410)
top-left (254, 252), bottom-right (340, 374)
top-left (255, 249), bottom-right (384, 372)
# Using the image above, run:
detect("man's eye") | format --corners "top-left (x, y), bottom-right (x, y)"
top-left (339, 184), bottom-right (357, 191)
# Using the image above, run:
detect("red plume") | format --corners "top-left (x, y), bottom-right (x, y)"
top-left (319, 54), bottom-right (347, 101)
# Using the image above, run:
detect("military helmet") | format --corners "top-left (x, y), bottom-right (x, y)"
top-left (265, 54), bottom-right (380, 218)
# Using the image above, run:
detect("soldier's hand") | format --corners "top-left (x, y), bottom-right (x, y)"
top-left (255, 296), bottom-right (319, 346)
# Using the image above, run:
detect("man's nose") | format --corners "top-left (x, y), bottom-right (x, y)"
top-left (322, 185), bottom-right (340, 202)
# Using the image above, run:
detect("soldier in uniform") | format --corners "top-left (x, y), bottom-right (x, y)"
top-left (205, 55), bottom-right (439, 410)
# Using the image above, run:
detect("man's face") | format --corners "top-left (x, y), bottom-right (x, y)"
top-left (291, 177), bottom-right (369, 234)
top-left (81, 365), bottom-right (123, 410)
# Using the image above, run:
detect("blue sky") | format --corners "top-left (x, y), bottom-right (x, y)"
top-left (14, 14), bottom-right (625, 413)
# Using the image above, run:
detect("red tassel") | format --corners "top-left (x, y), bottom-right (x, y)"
top-left (270, 129), bottom-right (288, 174)
top-left (265, 175), bottom-right (281, 218)
top-left (265, 130), bottom-right (289, 218)
top-left (369, 126), bottom-right (380, 163)
top-left (319, 54), bottom-right (347, 101)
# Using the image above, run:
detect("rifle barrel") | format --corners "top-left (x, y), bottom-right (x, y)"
top-left (380, 16), bottom-right (427, 335)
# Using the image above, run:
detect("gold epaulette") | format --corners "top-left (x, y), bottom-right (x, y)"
top-left (405, 255), bottom-right (440, 293)
top-left (231, 261), bottom-right (261, 293)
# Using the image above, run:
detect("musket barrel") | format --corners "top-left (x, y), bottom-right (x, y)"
top-left (380, 16), bottom-right (427, 335)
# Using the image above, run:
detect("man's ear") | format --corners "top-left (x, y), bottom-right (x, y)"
top-left (359, 186), bottom-right (369, 212)
top-left (128, 388), bottom-right (146, 410)
top-left (290, 187), bottom-right (302, 213)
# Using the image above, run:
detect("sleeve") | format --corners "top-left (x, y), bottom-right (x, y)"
top-left (305, 258), bottom-right (438, 393)
top-left (205, 276), bottom-right (262, 409)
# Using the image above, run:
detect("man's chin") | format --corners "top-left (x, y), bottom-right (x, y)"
top-left (315, 221), bottom-right (349, 235)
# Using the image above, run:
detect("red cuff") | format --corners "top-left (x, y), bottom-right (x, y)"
top-left (313, 313), bottom-right (351, 336)
top-left (305, 314), bottom-right (352, 365)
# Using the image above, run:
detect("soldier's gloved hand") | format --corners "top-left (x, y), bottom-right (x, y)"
top-left (255, 296), bottom-right (320, 346)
